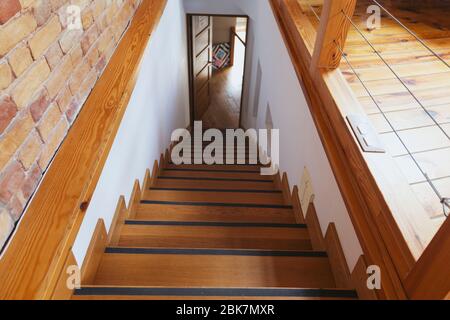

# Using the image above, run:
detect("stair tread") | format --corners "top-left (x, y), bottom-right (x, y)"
top-left (153, 179), bottom-right (277, 190)
top-left (159, 170), bottom-right (274, 181)
top-left (73, 286), bottom-right (357, 300)
top-left (135, 206), bottom-right (297, 223)
top-left (93, 248), bottom-right (336, 288)
top-left (118, 221), bottom-right (311, 250)
top-left (165, 164), bottom-right (266, 171)
top-left (143, 189), bottom-right (286, 205)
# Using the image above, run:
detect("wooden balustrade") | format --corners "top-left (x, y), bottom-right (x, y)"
top-left (271, 0), bottom-right (450, 299)
top-left (312, 0), bottom-right (356, 69)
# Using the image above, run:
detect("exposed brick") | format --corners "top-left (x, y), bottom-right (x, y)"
top-left (59, 29), bottom-right (83, 54)
top-left (37, 103), bottom-right (62, 142)
top-left (56, 3), bottom-right (69, 29)
top-left (81, 24), bottom-right (98, 54)
top-left (85, 44), bottom-right (99, 68)
top-left (28, 15), bottom-right (62, 59)
top-left (18, 0), bottom-right (34, 9)
top-left (10, 59), bottom-right (50, 110)
top-left (96, 54), bottom-right (106, 73)
top-left (44, 42), bottom-right (63, 70)
top-left (92, 0), bottom-right (106, 20)
top-left (20, 163), bottom-right (42, 201)
top-left (0, 0), bottom-right (21, 25)
top-left (0, 95), bottom-right (18, 134)
top-left (69, 44), bottom-right (83, 67)
top-left (0, 161), bottom-right (25, 204)
top-left (65, 96), bottom-right (80, 123)
top-left (68, 59), bottom-right (90, 95)
top-left (8, 195), bottom-right (24, 220)
top-left (0, 112), bottom-right (34, 171)
top-left (0, 12), bottom-right (37, 57)
top-left (98, 1), bottom-right (119, 32)
top-left (71, 0), bottom-right (90, 11)
top-left (77, 67), bottom-right (98, 102)
top-left (38, 119), bottom-right (68, 169)
top-left (0, 209), bottom-right (14, 249)
top-left (8, 42), bottom-right (33, 77)
top-left (32, 0), bottom-right (52, 26)
top-left (50, 0), bottom-right (65, 11)
top-left (55, 85), bottom-right (72, 112)
top-left (17, 131), bottom-right (42, 170)
top-left (0, 60), bottom-right (13, 90)
top-left (81, 7), bottom-right (94, 30)
top-left (45, 55), bottom-right (73, 99)
top-left (97, 28), bottom-right (114, 55)
top-left (29, 88), bottom-right (50, 122)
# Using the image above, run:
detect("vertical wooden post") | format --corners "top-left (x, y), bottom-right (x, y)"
top-left (311, 0), bottom-right (356, 69)
top-left (405, 218), bottom-right (450, 300)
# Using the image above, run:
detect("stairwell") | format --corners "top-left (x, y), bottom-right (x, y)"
top-left (72, 139), bottom-right (358, 300)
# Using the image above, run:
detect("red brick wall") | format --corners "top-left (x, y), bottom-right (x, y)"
top-left (0, 0), bottom-right (142, 249)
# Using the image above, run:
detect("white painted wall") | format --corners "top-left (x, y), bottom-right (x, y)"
top-left (73, 0), bottom-right (190, 265)
top-left (184, 0), bottom-right (363, 271)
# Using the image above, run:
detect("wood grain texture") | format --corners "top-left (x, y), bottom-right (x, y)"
top-left (143, 189), bottom-right (285, 205)
top-left (325, 223), bottom-right (352, 288)
top-left (305, 203), bottom-right (326, 251)
top-left (291, 186), bottom-right (306, 223)
top-left (281, 172), bottom-right (293, 205)
top-left (81, 220), bottom-right (108, 285)
top-left (0, 0), bottom-right (168, 299)
top-left (127, 180), bottom-right (141, 219)
top-left (312, 0), bottom-right (357, 69)
top-left (94, 252), bottom-right (336, 288)
top-left (136, 205), bottom-right (297, 224)
top-left (143, 168), bottom-right (151, 190)
top-left (405, 218), bottom-right (450, 300)
top-left (351, 255), bottom-right (378, 300)
top-left (108, 196), bottom-right (128, 246)
top-left (51, 251), bottom-right (77, 300)
top-left (119, 224), bottom-right (312, 250)
top-left (271, 0), bottom-right (410, 299)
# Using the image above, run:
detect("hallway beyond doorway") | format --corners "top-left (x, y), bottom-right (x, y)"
top-left (188, 15), bottom-right (248, 129)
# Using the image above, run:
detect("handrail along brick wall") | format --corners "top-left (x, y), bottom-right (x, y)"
top-left (0, 0), bottom-right (167, 299)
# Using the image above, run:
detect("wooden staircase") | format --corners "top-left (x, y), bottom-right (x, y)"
top-left (72, 142), bottom-right (358, 300)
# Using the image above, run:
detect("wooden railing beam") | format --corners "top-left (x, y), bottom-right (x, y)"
top-left (405, 218), bottom-right (450, 300)
top-left (312, 0), bottom-right (356, 69)
top-left (0, 0), bottom-right (168, 299)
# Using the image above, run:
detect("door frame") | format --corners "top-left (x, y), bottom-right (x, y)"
top-left (186, 13), bottom-right (250, 129)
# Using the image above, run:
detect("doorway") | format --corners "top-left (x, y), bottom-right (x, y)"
top-left (187, 14), bottom-right (249, 129)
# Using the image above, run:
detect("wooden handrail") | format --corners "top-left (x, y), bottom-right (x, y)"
top-left (311, 0), bottom-right (356, 69)
top-left (0, 0), bottom-right (167, 299)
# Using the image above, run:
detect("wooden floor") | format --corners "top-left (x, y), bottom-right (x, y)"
top-left (302, 0), bottom-right (450, 230)
top-left (201, 37), bottom-right (246, 129)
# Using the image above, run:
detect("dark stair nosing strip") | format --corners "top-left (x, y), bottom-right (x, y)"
top-left (157, 176), bottom-right (273, 183)
top-left (149, 187), bottom-right (282, 194)
top-left (140, 200), bottom-right (293, 209)
top-left (124, 220), bottom-right (307, 228)
top-left (164, 168), bottom-right (261, 173)
top-left (74, 287), bottom-right (358, 298)
top-left (168, 162), bottom-right (266, 166)
top-left (105, 247), bottom-right (327, 257)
